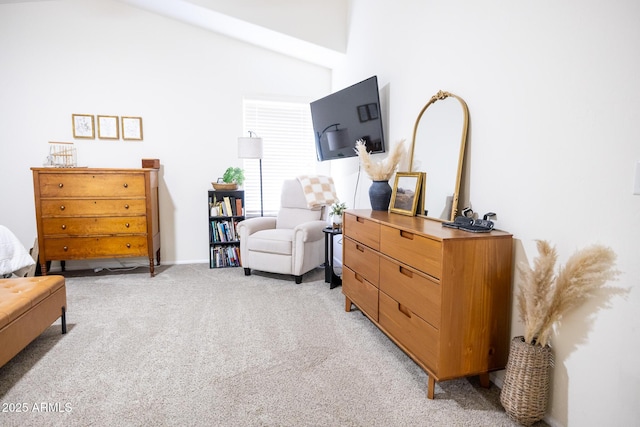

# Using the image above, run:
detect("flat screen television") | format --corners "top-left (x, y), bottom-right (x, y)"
top-left (310, 76), bottom-right (385, 162)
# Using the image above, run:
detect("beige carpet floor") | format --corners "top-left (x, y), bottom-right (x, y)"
top-left (0, 264), bottom-right (545, 426)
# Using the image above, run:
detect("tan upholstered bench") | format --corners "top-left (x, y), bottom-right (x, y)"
top-left (0, 276), bottom-right (67, 368)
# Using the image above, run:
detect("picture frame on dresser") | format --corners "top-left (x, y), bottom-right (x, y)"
top-left (390, 172), bottom-right (423, 216)
top-left (122, 116), bottom-right (143, 140)
top-left (97, 115), bottom-right (119, 139)
top-left (71, 114), bottom-right (95, 139)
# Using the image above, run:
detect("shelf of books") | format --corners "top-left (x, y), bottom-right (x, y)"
top-left (208, 189), bottom-right (244, 268)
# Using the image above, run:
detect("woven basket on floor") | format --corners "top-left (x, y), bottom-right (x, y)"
top-left (500, 336), bottom-right (553, 426)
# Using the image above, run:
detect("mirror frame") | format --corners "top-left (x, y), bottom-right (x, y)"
top-left (408, 90), bottom-right (469, 222)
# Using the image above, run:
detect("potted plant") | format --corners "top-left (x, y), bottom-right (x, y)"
top-left (329, 201), bottom-right (347, 230)
top-left (500, 240), bottom-right (619, 425)
top-left (355, 139), bottom-right (405, 211)
top-left (213, 167), bottom-right (245, 190)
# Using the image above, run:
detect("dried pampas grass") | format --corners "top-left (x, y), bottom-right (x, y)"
top-left (517, 240), bottom-right (619, 347)
top-left (355, 139), bottom-right (405, 181)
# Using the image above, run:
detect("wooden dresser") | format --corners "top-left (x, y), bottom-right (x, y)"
top-left (31, 167), bottom-right (161, 277)
top-left (342, 210), bottom-right (512, 398)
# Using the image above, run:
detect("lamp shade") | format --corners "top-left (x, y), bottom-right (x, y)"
top-left (238, 137), bottom-right (263, 159)
top-left (326, 129), bottom-right (350, 151)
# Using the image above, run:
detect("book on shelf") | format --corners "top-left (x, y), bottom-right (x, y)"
top-left (210, 245), bottom-right (241, 267)
top-left (223, 196), bottom-right (233, 217)
top-left (211, 219), bottom-right (240, 243)
top-left (235, 198), bottom-right (243, 217)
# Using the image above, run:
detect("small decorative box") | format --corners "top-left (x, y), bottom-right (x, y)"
top-left (142, 158), bottom-right (160, 168)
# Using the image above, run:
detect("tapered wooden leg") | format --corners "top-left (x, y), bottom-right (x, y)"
top-left (149, 257), bottom-right (155, 277)
top-left (427, 376), bottom-right (436, 399)
top-left (479, 373), bottom-right (490, 388)
top-left (345, 297), bottom-right (352, 312)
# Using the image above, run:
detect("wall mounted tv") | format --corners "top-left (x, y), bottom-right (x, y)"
top-left (310, 76), bottom-right (385, 162)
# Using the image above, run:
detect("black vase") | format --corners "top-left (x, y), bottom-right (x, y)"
top-left (369, 180), bottom-right (392, 211)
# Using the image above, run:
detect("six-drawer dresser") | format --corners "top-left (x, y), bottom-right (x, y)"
top-left (31, 167), bottom-right (161, 277)
top-left (342, 209), bottom-right (513, 398)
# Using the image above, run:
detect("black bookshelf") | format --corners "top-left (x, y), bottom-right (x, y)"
top-left (208, 189), bottom-right (244, 268)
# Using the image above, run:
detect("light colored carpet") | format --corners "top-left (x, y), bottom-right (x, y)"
top-left (0, 264), bottom-right (538, 426)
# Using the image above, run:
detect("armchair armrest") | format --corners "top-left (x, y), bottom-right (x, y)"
top-left (293, 220), bottom-right (328, 242)
top-left (236, 217), bottom-right (277, 237)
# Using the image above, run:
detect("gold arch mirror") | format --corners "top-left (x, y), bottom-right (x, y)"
top-left (409, 90), bottom-right (469, 222)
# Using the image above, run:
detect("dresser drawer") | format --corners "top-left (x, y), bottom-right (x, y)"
top-left (379, 290), bottom-right (439, 370)
top-left (379, 256), bottom-right (441, 329)
top-left (344, 213), bottom-right (380, 251)
top-left (343, 237), bottom-right (380, 287)
top-left (380, 224), bottom-right (442, 279)
top-left (40, 199), bottom-right (147, 216)
top-left (43, 236), bottom-right (149, 259)
top-left (343, 266), bottom-right (379, 321)
top-left (38, 173), bottom-right (146, 197)
top-left (42, 216), bottom-right (147, 236)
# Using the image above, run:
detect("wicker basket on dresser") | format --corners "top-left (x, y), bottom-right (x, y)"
top-left (342, 209), bottom-right (513, 398)
top-left (31, 167), bottom-right (161, 277)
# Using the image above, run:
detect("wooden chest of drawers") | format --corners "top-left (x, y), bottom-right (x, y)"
top-left (342, 210), bottom-right (512, 398)
top-left (31, 168), bottom-right (161, 276)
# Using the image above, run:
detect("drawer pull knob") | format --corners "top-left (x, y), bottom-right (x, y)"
top-left (58, 183), bottom-right (64, 188)
top-left (356, 217), bottom-right (364, 223)
top-left (126, 243), bottom-right (131, 248)
top-left (399, 266), bottom-right (413, 278)
top-left (60, 205), bottom-right (65, 211)
top-left (356, 244), bottom-right (365, 253)
top-left (125, 223), bottom-right (130, 228)
top-left (400, 230), bottom-right (414, 240)
top-left (354, 273), bottom-right (364, 283)
top-left (398, 303), bottom-right (412, 318)
top-left (124, 183), bottom-right (128, 188)
top-left (61, 224), bottom-right (67, 230)
top-left (124, 204), bottom-right (129, 209)
top-left (63, 246), bottom-right (68, 251)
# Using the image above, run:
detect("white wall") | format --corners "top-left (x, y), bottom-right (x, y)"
top-left (0, 0), bottom-right (331, 266)
top-left (333, 1), bottom-right (640, 426)
top-left (2, 1), bottom-right (639, 425)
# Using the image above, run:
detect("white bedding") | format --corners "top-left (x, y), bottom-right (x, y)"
top-left (0, 225), bottom-right (35, 277)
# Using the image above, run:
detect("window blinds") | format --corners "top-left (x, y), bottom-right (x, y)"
top-left (242, 99), bottom-right (318, 216)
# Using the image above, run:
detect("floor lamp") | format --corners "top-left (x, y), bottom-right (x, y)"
top-left (237, 132), bottom-right (264, 216)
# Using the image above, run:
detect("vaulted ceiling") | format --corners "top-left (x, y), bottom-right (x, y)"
top-left (121, 0), bottom-right (349, 68)
top-left (2, 0), bottom-right (348, 67)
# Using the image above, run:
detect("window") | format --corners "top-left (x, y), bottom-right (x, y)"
top-left (242, 99), bottom-right (319, 216)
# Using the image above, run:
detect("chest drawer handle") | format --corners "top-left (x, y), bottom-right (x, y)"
top-left (356, 217), bottom-right (364, 223)
top-left (123, 183), bottom-right (128, 188)
top-left (126, 243), bottom-right (131, 248)
top-left (355, 244), bottom-right (365, 253)
top-left (398, 303), bottom-right (412, 318)
top-left (125, 223), bottom-right (130, 228)
top-left (354, 273), bottom-right (364, 283)
top-left (58, 183), bottom-right (64, 188)
top-left (124, 204), bottom-right (130, 209)
top-left (399, 266), bottom-right (413, 278)
top-left (61, 224), bottom-right (67, 230)
top-left (400, 230), bottom-right (414, 240)
top-left (60, 205), bottom-right (65, 211)
top-left (63, 246), bottom-right (68, 251)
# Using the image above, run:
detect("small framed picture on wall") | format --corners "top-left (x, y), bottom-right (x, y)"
top-left (72, 114), bottom-right (95, 139)
top-left (122, 116), bottom-right (143, 140)
top-left (97, 115), bottom-right (119, 140)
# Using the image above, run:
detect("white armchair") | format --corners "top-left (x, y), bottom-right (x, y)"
top-left (236, 179), bottom-right (328, 284)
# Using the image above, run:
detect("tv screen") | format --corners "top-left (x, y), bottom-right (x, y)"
top-left (310, 76), bottom-right (385, 162)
